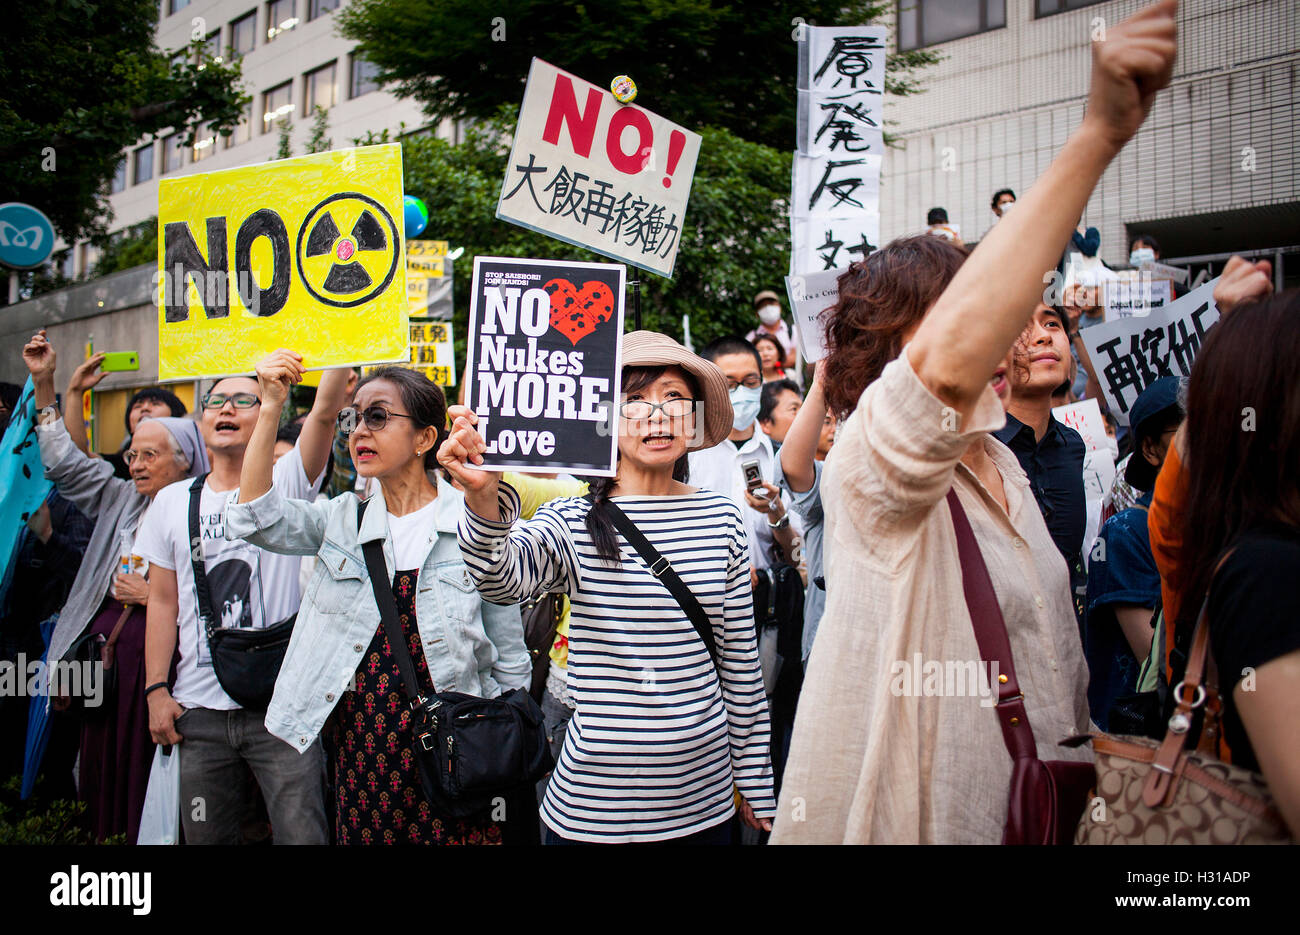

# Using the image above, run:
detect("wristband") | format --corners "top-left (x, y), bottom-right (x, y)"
top-left (767, 514), bottom-right (791, 530)
top-left (144, 681), bottom-right (170, 699)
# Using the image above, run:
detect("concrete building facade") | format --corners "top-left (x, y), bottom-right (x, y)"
top-left (880, 0), bottom-right (1298, 281)
top-left (67, 0), bottom-right (435, 279)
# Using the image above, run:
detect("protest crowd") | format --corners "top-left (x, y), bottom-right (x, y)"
top-left (1, 0), bottom-right (1297, 848)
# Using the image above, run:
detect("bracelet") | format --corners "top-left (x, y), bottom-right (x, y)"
top-left (767, 514), bottom-right (791, 530)
top-left (144, 681), bottom-right (170, 699)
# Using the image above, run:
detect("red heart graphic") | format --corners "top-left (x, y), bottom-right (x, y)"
top-left (545, 278), bottom-right (610, 346)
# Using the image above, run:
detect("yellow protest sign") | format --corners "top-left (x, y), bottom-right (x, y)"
top-left (406, 240), bottom-right (447, 277)
top-left (364, 318), bottom-right (457, 387)
top-left (157, 144), bottom-right (409, 380)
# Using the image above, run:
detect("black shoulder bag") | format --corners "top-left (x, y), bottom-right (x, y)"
top-left (356, 498), bottom-right (553, 818)
top-left (587, 494), bottom-right (718, 671)
top-left (189, 474), bottom-right (295, 710)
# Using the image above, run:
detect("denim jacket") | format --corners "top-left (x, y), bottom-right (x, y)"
top-left (224, 478), bottom-right (530, 753)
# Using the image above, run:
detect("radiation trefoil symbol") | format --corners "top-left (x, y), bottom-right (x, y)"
top-left (296, 193), bottom-right (401, 308)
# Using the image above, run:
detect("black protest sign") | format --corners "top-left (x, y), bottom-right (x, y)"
top-left (465, 256), bottom-right (625, 475)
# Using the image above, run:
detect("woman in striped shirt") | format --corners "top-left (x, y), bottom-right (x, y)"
top-left (441, 331), bottom-right (776, 843)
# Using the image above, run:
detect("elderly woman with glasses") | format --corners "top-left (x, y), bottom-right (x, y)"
top-left (21, 330), bottom-right (210, 843)
top-left (224, 359), bottom-right (531, 845)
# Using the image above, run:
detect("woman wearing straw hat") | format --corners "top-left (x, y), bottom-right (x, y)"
top-left (442, 330), bottom-right (777, 844)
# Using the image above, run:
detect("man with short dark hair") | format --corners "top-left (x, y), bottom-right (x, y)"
top-left (996, 303), bottom-right (1088, 630)
top-left (139, 360), bottom-right (350, 845)
top-left (758, 379), bottom-right (802, 447)
top-left (991, 188), bottom-right (1016, 218)
top-left (689, 338), bottom-right (799, 571)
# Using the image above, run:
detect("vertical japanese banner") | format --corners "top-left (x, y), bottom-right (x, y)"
top-left (790, 26), bottom-right (887, 277)
top-left (1081, 278), bottom-right (1220, 426)
top-left (408, 319), bottom-right (457, 387)
top-left (496, 58), bottom-right (701, 278)
top-left (465, 256), bottom-right (625, 475)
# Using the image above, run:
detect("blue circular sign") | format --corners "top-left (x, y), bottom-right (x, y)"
top-left (0, 202), bottom-right (57, 270)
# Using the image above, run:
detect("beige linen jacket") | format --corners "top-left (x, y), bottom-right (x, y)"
top-left (771, 349), bottom-right (1092, 844)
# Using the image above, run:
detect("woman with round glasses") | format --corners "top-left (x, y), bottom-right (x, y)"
top-left (21, 330), bottom-right (210, 843)
top-left (441, 331), bottom-right (777, 844)
top-left (224, 360), bottom-right (531, 845)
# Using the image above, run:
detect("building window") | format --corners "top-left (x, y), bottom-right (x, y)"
top-left (897, 0), bottom-right (1005, 51)
top-left (308, 0), bottom-right (339, 21)
top-left (192, 122), bottom-right (217, 162)
top-left (1035, 0), bottom-right (1106, 15)
top-left (350, 54), bottom-right (381, 99)
top-left (169, 49), bottom-right (189, 71)
top-left (226, 101), bottom-right (254, 148)
top-left (133, 143), bottom-right (154, 184)
top-left (168, 0), bottom-right (191, 14)
top-left (304, 61), bottom-right (337, 116)
top-left (263, 81), bottom-right (294, 133)
top-left (110, 157), bottom-right (127, 194)
top-left (231, 10), bottom-right (257, 56)
top-left (199, 30), bottom-right (223, 69)
top-left (266, 0), bottom-right (298, 41)
top-left (57, 249), bottom-right (74, 279)
top-left (161, 133), bottom-right (185, 174)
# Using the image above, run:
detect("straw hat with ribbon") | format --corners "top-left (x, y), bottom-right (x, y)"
top-left (619, 331), bottom-right (732, 450)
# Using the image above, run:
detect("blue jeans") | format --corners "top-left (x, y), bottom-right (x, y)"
top-left (176, 707), bottom-right (327, 845)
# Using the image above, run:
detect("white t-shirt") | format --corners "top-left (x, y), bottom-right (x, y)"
top-left (386, 498), bottom-right (439, 571)
top-left (135, 444), bottom-right (323, 710)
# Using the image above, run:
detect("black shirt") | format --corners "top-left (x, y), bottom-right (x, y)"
top-left (1208, 524), bottom-right (1300, 773)
top-left (994, 412), bottom-right (1087, 563)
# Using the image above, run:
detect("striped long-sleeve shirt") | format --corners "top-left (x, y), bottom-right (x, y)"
top-left (459, 483), bottom-right (776, 843)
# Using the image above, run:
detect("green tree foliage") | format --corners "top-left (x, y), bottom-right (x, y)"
top-left (93, 218), bottom-right (159, 278)
top-left (364, 107), bottom-right (791, 396)
top-left (306, 106), bottom-right (333, 154)
top-left (0, 0), bottom-right (249, 244)
top-left (339, 0), bottom-right (939, 151)
top-left (0, 776), bottom-right (125, 845)
top-left (276, 117), bottom-right (294, 160)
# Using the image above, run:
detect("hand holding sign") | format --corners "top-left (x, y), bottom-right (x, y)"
top-left (255, 349), bottom-right (306, 410)
top-left (438, 407), bottom-right (502, 515)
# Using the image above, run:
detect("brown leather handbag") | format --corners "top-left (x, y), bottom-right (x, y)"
top-left (948, 490), bottom-right (1095, 845)
top-left (1072, 594), bottom-right (1292, 844)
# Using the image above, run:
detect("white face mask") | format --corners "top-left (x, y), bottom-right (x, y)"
top-left (998, 200), bottom-right (1014, 215)
top-left (1104, 435), bottom-right (1120, 462)
top-left (1130, 247), bottom-right (1155, 267)
top-left (730, 385), bottom-right (761, 431)
top-left (757, 303), bottom-right (782, 326)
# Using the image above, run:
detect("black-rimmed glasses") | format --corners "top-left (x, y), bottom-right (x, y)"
top-left (620, 398), bottom-right (698, 420)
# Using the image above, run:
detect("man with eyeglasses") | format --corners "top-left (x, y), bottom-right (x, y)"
top-left (689, 337), bottom-right (801, 574)
top-left (135, 353), bottom-right (351, 844)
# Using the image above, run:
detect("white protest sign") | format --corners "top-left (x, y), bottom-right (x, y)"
top-left (784, 266), bottom-right (845, 363)
top-left (497, 58), bottom-right (701, 279)
top-left (790, 214), bottom-right (879, 278)
top-left (1103, 271), bottom-right (1173, 321)
top-left (1052, 397), bottom-right (1108, 453)
top-left (1144, 261), bottom-right (1188, 284)
top-left (790, 26), bottom-right (887, 278)
top-left (1081, 277), bottom-right (1219, 426)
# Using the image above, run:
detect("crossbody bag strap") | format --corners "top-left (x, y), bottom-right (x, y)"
top-left (188, 474), bottom-right (216, 638)
top-left (102, 603), bottom-right (134, 671)
top-left (587, 494), bottom-right (719, 669)
top-left (946, 489), bottom-right (1038, 762)
top-left (356, 498), bottom-right (427, 705)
